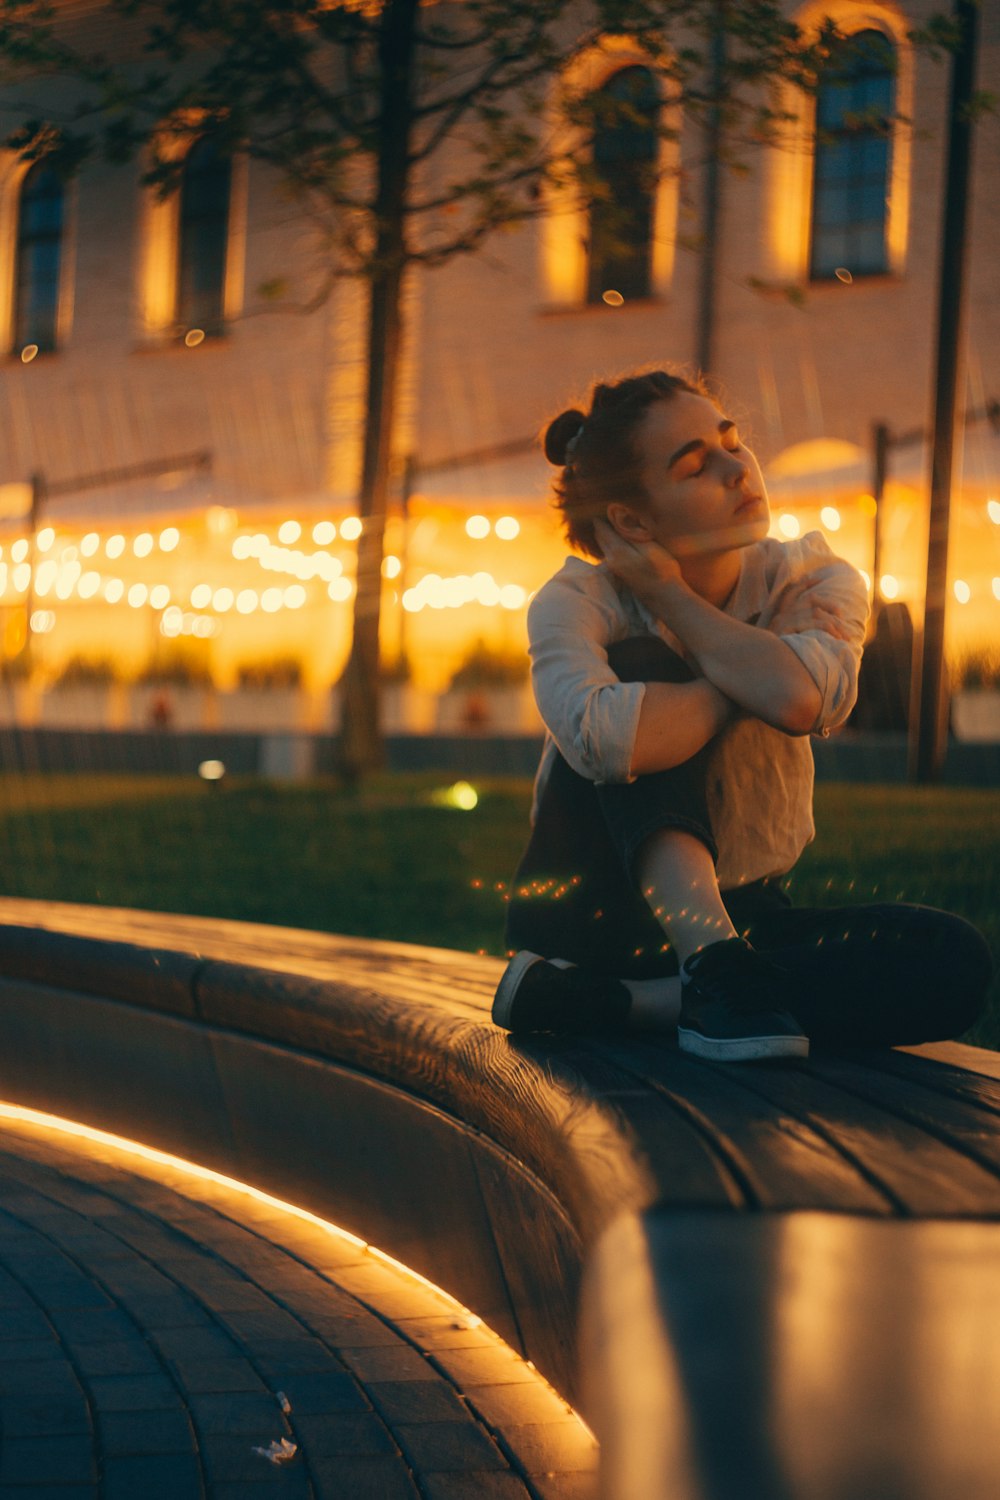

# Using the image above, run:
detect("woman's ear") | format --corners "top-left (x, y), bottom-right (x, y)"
top-left (606, 502), bottom-right (653, 543)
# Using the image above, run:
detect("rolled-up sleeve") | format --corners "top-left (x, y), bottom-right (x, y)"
top-left (772, 534), bottom-right (870, 735)
top-left (527, 567), bottom-right (645, 783)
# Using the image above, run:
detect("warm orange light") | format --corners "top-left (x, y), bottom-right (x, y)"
top-left (0, 1099), bottom-right (594, 1439)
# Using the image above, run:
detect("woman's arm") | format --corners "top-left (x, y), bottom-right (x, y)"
top-left (594, 522), bottom-right (822, 734)
top-left (630, 677), bottom-right (738, 775)
top-left (528, 565), bottom-right (739, 782)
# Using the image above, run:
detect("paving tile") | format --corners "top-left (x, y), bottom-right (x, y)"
top-left (393, 1421), bottom-right (509, 1473)
top-left (102, 1453), bottom-right (203, 1500)
top-left (70, 1340), bottom-right (165, 1377)
top-left (463, 1382), bottom-right (571, 1427)
top-left (119, 1296), bottom-right (213, 1329)
top-left (252, 1339), bottom-right (344, 1377)
top-left (86, 1374), bottom-right (183, 1412)
top-left (0, 1487), bottom-right (97, 1499)
top-left (146, 1326), bottom-right (241, 1361)
top-left (211, 1475), bottom-right (310, 1499)
top-left (211, 1308), bottom-right (306, 1342)
top-left (188, 1391), bottom-right (292, 1434)
top-left (431, 1347), bottom-right (539, 1389)
top-left (366, 1378), bottom-right (469, 1424)
top-left (167, 1357), bottom-right (268, 1393)
top-left (0, 1394), bottom-right (93, 1436)
top-left (502, 1421), bottom-right (599, 1473)
top-left (393, 1315), bottom-right (495, 1350)
top-left (338, 1345), bottom-right (437, 1383)
top-left (0, 1361), bottom-right (82, 1398)
top-left (420, 1474), bottom-right (533, 1500)
top-left (269, 1371), bottom-right (370, 1414)
top-left (307, 1455), bottom-right (420, 1500)
top-left (300, 1311), bottom-right (400, 1348)
top-left (50, 1309), bottom-right (138, 1345)
top-left (288, 1411), bottom-right (398, 1457)
top-left (202, 1434), bottom-right (311, 1483)
top-left (0, 1337), bottom-right (63, 1365)
top-left (528, 1473), bottom-right (598, 1500)
top-left (98, 1409), bottom-right (198, 1456)
top-left (0, 1307), bottom-right (53, 1341)
top-left (0, 1436), bottom-right (96, 1484)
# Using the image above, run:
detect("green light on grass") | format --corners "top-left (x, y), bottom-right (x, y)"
top-left (430, 781), bottom-right (478, 811)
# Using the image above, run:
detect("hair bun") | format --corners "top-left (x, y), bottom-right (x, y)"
top-left (543, 408), bottom-right (586, 466)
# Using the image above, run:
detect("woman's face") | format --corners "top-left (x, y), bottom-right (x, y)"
top-left (630, 393), bottom-right (771, 557)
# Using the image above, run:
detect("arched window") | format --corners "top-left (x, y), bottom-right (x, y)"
top-left (176, 135), bottom-right (231, 333)
top-left (14, 161), bottom-right (64, 353)
top-left (810, 28), bottom-right (895, 281)
top-left (587, 65), bottom-right (659, 303)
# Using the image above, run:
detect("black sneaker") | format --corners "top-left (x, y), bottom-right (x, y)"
top-left (677, 937), bottom-right (808, 1062)
top-left (492, 951), bottom-right (632, 1036)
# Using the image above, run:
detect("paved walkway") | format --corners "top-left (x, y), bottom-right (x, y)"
top-left (0, 1109), bottom-right (597, 1500)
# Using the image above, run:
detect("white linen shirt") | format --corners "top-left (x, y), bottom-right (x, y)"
top-left (527, 531), bottom-right (870, 890)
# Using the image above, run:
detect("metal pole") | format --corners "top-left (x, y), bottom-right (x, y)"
top-left (909, 0), bottom-right (979, 783)
top-left (695, 9), bottom-right (725, 375)
top-left (870, 421), bottom-right (889, 627)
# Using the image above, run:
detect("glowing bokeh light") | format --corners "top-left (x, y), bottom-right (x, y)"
top-left (128, 583), bottom-right (148, 608)
top-left (495, 516), bottom-right (520, 540)
top-left (134, 533), bottom-right (154, 558)
top-left (880, 574), bottom-right (900, 599)
top-left (820, 507), bottom-right (841, 531)
top-left (36, 527), bottom-right (55, 553)
top-left (778, 513), bottom-right (801, 539)
top-left (106, 535), bottom-right (126, 559)
top-left (313, 521), bottom-right (336, 545)
top-left (104, 579), bottom-right (124, 603)
top-left (466, 515), bottom-right (490, 539)
top-left (340, 517), bottom-right (362, 541)
top-left (191, 584), bottom-right (212, 609)
top-left (953, 579), bottom-right (971, 604)
top-left (159, 527), bottom-right (180, 552)
top-left (81, 533), bottom-right (100, 557)
top-left (11, 539), bottom-right (28, 563)
top-left (150, 584), bottom-right (171, 610)
top-left (213, 588), bottom-right (235, 613)
top-left (278, 520), bottom-right (301, 545)
top-left (382, 555), bottom-right (402, 579)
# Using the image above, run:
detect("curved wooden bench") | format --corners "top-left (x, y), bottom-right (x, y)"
top-left (1, 895), bottom-right (999, 1498)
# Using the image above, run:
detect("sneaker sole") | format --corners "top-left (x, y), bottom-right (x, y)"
top-left (677, 1026), bottom-right (809, 1062)
top-left (491, 950), bottom-right (544, 1031)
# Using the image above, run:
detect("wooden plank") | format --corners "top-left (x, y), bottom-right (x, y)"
top-left (698, 1053), bottom-right (1000, 1216)
top-left (585, 1208), bottom-right (1000, 1500)
top-left (601, 1039), bottom-right (894, 1214)
top-left (864, 1047), bottom-right (1000, 1119)
top-left (803, 1054), bottom-right (1000, 1200)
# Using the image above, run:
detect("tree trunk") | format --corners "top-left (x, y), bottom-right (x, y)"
top-left (337, 0), bottom-right (418, 780)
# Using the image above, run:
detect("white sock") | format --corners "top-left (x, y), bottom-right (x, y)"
top-left (621, 975), bottom-right (683, 1031)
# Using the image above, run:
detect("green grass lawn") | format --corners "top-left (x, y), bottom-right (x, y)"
top-left (0, 771), bottom-right (997, 1045)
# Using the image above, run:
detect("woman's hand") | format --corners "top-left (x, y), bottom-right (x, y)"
top-left (763, 574), bottom-right (853, 642)
top-left (593, 518), bottom-right (683, 607)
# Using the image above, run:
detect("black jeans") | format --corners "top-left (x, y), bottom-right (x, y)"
top-left (505, 637), bottom-right (993, 1047)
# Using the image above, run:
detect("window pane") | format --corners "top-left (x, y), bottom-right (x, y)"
top-left (810, 30), bottom-right (894, 282)
top-left (177, 137), bottom-right (232, 330)
top-left (15, 163), bottom-right (63, 350)
top-left (587, 67), bottom-right (658, 303)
